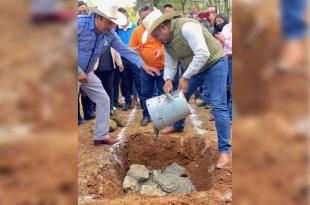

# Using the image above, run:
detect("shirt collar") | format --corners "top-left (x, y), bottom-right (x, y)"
top-left (119, 22), bottom-right (132, 31)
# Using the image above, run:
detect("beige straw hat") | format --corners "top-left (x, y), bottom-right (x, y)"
top-left (141, 9), bottom-right (176, 43)
top-left (85, 0), bottom-right (127, 26)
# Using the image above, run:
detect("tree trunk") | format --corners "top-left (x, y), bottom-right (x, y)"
top-left (180, 0), bottom-right (187, 15)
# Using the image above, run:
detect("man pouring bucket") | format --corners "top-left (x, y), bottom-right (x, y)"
top-left (142, 10), bottom-right (232, 168)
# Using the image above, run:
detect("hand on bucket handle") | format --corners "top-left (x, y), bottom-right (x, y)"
top-left (163, 79), bottom-right (173, 93)
top-left (166, 92), bottom-right (173, 99)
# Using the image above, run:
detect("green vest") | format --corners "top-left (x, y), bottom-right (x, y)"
top-left (164, 18), bottom-right (224, 73)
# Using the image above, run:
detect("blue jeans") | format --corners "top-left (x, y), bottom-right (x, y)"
top-left (282, 0), bottom-right (307, 39)
top-left (173, 58), bottom-right (231, 153)
top-left (227, 59), bottom-right (232, 120)
top-left (153, 81), bottom-right (158, 97)
top-left (202, 83), bottom-right (211, 104)
top-left (132, 83), bottom-right (138, 98)
top-left (141, 69), bottom-right (165, 118)
top-left (113, 66), bottom-right (127, 105)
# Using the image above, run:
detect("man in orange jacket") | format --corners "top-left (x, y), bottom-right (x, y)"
top-left (130, 3), bottom-right (165, 126)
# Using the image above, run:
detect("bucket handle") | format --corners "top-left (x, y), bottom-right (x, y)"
top-left (166, 91), bottom-right (177, 100)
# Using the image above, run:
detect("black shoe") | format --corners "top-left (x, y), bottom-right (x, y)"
top-left (204, 103), bottom-right (211, 109)
top-left (140, 116), bottom-right (151, 126)
top-left (84, 112), bottom-right (96, 120)
top-left (122, 103), bottom-right (132, 111)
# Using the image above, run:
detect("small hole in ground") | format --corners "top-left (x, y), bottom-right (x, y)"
top-left (112, 133), bottom-right (218, 195)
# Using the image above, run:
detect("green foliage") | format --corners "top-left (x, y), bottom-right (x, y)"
top-left (124, 5), bottom-right (139, 24)
top-left (132, 0), bottom-right (231, 17)
top-left (85, 0), bottom-right (231, 23)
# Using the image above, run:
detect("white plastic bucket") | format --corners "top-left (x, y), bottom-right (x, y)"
top-left (146, 91), bottom-right (192, 130)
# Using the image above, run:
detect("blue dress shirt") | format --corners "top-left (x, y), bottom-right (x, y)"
top-left (78, 14), bottom-right (144, 74)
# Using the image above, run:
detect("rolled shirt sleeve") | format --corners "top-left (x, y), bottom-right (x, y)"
top-left (181, 22), bottom-right (210, 79)
top-left (110, 30), bottom-right (145, 69)
top-left (163, 48), bottom-right (178, 81)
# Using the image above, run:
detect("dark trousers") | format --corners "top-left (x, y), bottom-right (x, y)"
top-left (95, 68), bottom-right (114, 111)
top-left (121, 57), bottom-right (142, 104)
top-left (172, 66), bottom-right (180, 91)
top-left (80, 91), bottom-right (95, 118)
top-left (141, 69), bottom-right (165, 117)
top-left (113, 68), bottom-right (121, 105)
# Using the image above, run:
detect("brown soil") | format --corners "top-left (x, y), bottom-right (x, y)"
top-left (78, 104), bottom-right (232, 205)
top-left (114, 133), bottom-right (216, 191)
top-left (0, 1), bottom-right (77, 204)
top-left (232, 1), bottom-right (309, 204)
top-left (0, 133), bottom-right (77, 205)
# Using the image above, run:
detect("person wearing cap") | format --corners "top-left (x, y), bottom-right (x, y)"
top-left (142, 10), bottom-right (231, 168)
top-left (78, 1), bottom-right (159, 146)
top-left (130, 3), bottom-right (165, 126)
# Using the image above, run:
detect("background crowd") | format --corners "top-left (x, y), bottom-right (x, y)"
top-left (77, 1), bottom-right (233, 127)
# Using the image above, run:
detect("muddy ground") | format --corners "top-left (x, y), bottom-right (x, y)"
top-left (232, 1), bottom-right (309, 204)
top-left (78, 103), bottom-right (232, 205)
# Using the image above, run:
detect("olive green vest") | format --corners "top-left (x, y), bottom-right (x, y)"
top-left (164, 18), bottom-right (224, 73)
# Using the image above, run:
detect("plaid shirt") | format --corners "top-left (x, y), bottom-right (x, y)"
top-left (78, 14), bottom-right (144, 74)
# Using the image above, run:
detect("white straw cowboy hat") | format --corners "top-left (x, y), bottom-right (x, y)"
top-left (141, 9), bottom-right (176, 43)
top-left (85, 0), bottom-right (127, 26)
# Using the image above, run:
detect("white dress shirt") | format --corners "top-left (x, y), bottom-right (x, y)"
top-left (164, 22), bottom-right (210, 81)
